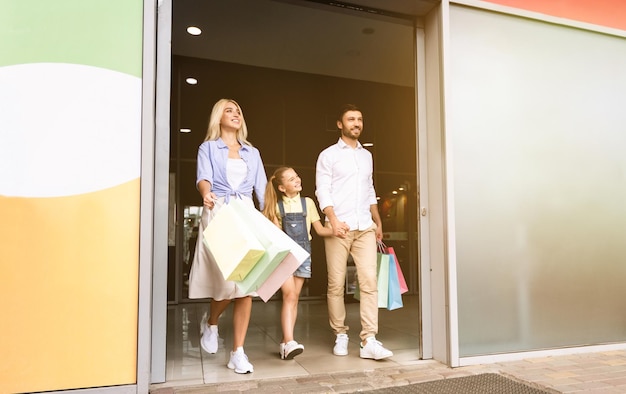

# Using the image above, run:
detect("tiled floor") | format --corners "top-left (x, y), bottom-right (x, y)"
top-left (151, 295), bottom-right (626, 393)
top-left (156, 295), bottom-right (421, 388)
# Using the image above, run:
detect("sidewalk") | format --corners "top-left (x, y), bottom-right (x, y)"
top-left (151, 349), bottom-right (626, 393)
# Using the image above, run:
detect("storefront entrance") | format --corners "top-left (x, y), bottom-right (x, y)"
top-left (154, 0), bottom-right (431, 385)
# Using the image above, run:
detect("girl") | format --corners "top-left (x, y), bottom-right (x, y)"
top-left (263, 167), bottom-right (332, 359)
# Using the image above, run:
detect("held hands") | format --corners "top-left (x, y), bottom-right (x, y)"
top-left (331, 219), bottom-right (350, 239)
top-left (203, 192), bottom-right (217, 210)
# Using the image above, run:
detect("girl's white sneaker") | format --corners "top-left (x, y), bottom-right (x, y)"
top-left (280, 340), bottom-right (304, 360)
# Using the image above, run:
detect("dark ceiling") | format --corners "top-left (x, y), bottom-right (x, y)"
top-left (172, 0), bottom-right (439, 87)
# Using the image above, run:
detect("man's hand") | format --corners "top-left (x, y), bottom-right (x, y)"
top-left (330, 218), bottom-right (350, 238)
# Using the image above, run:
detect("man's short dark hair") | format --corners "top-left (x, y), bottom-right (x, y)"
top-left (337, 104), bottom-right (361, 122)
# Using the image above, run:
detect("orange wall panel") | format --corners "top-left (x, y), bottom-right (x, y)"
top-left (0, 180), bottom-right (140, 393)
top-left (479, 0), bottom-right (626, 31)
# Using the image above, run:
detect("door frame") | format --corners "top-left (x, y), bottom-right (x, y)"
top-left (148, 0), bottom-right (433, 383)
top-left (149, 0), bottom-right (172, 384)
top-left (415, 26), bottom-right (433, 361)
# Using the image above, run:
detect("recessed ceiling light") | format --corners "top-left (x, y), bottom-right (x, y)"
top-left (180, 128), bottom-right (191, 133)
top-left (187, 26), bottom-right (201, 36)
top-left (363, 142), bottom-right (373, 147)
top-left (186, 77), bottom-right (197, 85)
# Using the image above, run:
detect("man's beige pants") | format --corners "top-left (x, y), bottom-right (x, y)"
top-left (324, 223), bottom-right (378, 341)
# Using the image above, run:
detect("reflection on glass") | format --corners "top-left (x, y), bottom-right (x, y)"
top-left (379, 180), bottom-right (411, 241)
top-left (182, 205), bottom-right (202, 299)
top-left (377, 180), bottom-right (414, 294)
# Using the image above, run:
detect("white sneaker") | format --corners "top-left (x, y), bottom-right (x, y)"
top-left (359, 337), bottom-right (393, 360)
top-left (333, 333), bottom-right (349, 356)
top-left (200, 324), bottom-right (218, 354)
top-left (227, 348), bottom-right (254, 374)
top-left (280, 340), bottom-right (304, 360)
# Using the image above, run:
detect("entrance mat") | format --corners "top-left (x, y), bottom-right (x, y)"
top-left (365, 373), bottom-right (552, 394)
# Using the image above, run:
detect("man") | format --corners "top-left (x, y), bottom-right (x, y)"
top-left (315, 104), bottom-right (393, 360)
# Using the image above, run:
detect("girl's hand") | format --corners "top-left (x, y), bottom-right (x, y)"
top-left (331, 219), bottom-right (350, 238)
top-left (203, 192), bottom-right (217, 209)
top-left (312, 221), bottom-right (333, 237)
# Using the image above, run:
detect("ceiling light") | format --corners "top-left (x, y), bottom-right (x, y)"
top-left (363, 142), bottom-right (373, 147)
top-left (186, 77), bottom-right (197, 85)
top-left (187, 26), bottom-right (201, 36)
top-left (180, 128), bottom-right (191, 133)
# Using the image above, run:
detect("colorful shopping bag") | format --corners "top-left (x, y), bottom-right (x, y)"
top-left (202, 201), bottom-right (265, 281)
top-left (353, 269), bottom-right (360, 300)
top-left (376, 252), bottom-right (390, 308)
top-left (256, 252), bottom-right (302, 302)
top-left (235, 244), bottom-right (290, 295)
top-left (228, 199), bottom-right (309, 299)
top-left (386, 246), bottom-right (408, 294)
top-left (227, 199), bottom-right (290, 294)
top-left (386, 253), bottom-right (404, 310)
top-left (354, 244), bottom-right (391, 308)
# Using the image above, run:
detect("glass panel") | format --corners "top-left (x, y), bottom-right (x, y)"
top-left (449, 5), bottom-right (626, 356)
top-left (377, 176), bottom-right (418, 294)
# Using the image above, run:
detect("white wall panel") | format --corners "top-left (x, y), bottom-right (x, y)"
top-left (447, 4), bottom-right (626, 356)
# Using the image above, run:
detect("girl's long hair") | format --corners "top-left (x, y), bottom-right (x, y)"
top-left (204, 98), bottom-right (252, 145)
top-left (262, 167), bottom-right (292, 225)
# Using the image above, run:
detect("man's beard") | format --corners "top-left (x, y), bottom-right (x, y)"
top-left (342, 128), bottom-right (360, 139)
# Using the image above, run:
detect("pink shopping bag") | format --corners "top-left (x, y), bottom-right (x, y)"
top-left (255, 252), bottom-right (302, 302)
top-left (386, 246), bottom-right (408, 294)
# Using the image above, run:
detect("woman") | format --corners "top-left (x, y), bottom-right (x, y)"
top-left (188, 98), bottom-right (267, 374)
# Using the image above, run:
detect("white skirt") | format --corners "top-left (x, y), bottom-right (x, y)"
top-left (188, 196), bottom-right (258, 300)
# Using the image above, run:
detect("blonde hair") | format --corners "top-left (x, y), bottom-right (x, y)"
top-left (262, 167), bottom-right (292, 225)
top-left (204, 98), bottom-right (252, 145)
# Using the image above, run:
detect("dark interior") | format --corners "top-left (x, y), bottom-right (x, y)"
top-left (168, 56), bottom-right (418, 302)
top-left (167, 0), bottom-right (420, 303)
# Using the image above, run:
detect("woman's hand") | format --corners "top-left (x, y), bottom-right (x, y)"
top-left (203, 192), bottom-right (217, 210)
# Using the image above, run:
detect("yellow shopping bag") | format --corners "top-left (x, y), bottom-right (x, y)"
top-left (202, 201), bottom-right (266, 281)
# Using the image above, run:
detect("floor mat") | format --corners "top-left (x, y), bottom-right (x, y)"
top-left (365, 373), bottom-right (552, 394)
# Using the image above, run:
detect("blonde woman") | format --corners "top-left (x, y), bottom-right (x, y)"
top-left (189, 98), bottom-right (267, 374)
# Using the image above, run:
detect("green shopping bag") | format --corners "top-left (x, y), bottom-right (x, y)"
top-left (226, 199), bottom-right (293, 295)
top-left (353, 244), bottom-right (391, 308)
top-left (376, 252), bottom-right (390, 308)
